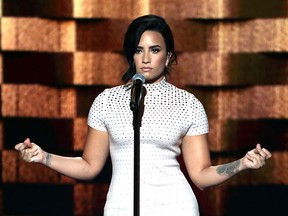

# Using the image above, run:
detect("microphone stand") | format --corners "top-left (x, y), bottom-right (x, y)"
top-left (132, 107), bottom-right (140, 216)
top-left (130, 74), bottom-right (145, 216)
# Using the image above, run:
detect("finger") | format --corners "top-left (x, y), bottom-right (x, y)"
top-left (256, 145), bottom-right (272, 160)
top-left (246, 152), bottom-right (256, 163)
top-left (262, 148), bottom-right (272, 159)
top-left (30, 147), bottom-right (39, 155)
top-left (256, 143), bottom-right (262, 151)
top-left (20, 149), bottom-right (25, 158)
top-left (28, 147), bottom-right (40, 159)
top-left (30, 154), bottom-right (39, 162)
top-left (15, 143), bottom-right (30, 152)
top-left (24, 138), bottom-right (33, 148)
top-left (19, 144), bottom-right (27, 152)
top-left (256, 146), bottom-right (267, 159)
top-left (247, 150), bottom-right (258, 157)
top-left (251, 143), bottom-right (261, 155)
top-left (254, 144), bottom-right (271, 161)
top-left (23, 150), bottom-right (33, 162)
top-left (22, 151), bottom-right (28, 161)
top-left (248, 147), bottom-right (258, 155)
top-left (14, 143), bottom-right (23, 150)
top-left (246, 152), bottom-right (262, 168)
top-left (256, 154), bottom-right (265, 167)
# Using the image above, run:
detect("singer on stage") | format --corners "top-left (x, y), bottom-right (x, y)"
top-left (15, 15), bottom-right (272, 216)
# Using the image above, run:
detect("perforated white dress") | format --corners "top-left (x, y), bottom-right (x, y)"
top-left (88, 78), bottom-right (209, 216)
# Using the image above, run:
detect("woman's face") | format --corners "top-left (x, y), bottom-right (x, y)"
top-left (133, 30), bottom-right (170, 83)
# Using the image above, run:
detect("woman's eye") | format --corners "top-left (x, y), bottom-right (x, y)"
top-left (152, 48), bottom-right (160, 53)
top-left (135, 48), bottom-right (142, 54)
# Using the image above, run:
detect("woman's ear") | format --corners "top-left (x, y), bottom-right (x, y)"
top-left (165, 52), bottom-right (172, 66)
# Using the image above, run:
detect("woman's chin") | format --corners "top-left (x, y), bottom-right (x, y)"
top-left (142, 74), bottom-right (165, 84)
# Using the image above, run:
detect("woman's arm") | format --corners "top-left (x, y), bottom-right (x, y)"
top-left (14, 126), bottom-right (109, 180)
top-left (181, 134), bottom-right (272, 190)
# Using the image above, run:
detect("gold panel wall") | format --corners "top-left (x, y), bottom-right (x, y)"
top-left (1, 0), bottom-right (288, 215)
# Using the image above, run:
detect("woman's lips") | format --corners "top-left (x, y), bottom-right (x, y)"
top-left (141, 67), bottom-right (153, 72)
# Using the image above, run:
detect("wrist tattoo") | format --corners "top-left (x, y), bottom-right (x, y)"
top-left (216, 160), bottom-right (240, 176)
top-left (45, 153), bottom-right (52, 166)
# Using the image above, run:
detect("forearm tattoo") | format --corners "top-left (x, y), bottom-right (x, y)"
top-left (45, 153), bottom-right (52, 166)
top-left (216, 160), bottom-right (240, 176)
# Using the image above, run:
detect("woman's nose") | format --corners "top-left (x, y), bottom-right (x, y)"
top-left (142, 52), bottom-right (151, 63)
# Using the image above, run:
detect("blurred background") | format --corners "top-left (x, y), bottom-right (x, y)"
top-left (0, 0), bottom-right (288, 215)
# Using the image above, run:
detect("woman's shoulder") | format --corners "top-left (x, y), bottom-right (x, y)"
top-left (94, 84), bottom-right (130, 103)
top-left (98, 84), bottom-right (128, 95)
top-left (168, 83), bottom-right (197, 99)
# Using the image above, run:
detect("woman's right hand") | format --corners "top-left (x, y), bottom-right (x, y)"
top-left (14, 138), bottom-right (46, 164)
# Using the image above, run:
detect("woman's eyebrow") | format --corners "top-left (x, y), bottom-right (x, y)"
top-left (150, 45), bottom-right (162, 49)
top-left (137, 45), bottom-right (162, 49)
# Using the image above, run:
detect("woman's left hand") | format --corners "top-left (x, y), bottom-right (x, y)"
top-left (242, 144), bottom-right (272, 169)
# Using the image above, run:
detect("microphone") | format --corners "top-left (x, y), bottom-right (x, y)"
top-left (130, 74), bottom-right (145, 111)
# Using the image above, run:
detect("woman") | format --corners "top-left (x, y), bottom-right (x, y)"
top-left (15, 15), bottom-right (272, 216)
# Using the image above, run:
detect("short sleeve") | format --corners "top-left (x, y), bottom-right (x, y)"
top-left (87, 90), bottom-right (108, 131)
top-left (186, 96), bottom-right (209, 136)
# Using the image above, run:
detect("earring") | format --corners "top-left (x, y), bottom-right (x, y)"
top-left (166, 52), bottom-right (172, 66)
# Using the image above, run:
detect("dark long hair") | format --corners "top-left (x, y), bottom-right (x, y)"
top-left (122, 14), bottom-right (177, 83)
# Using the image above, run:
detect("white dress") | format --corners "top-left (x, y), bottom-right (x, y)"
top-left (88, 78), bottom-right (209, 216)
